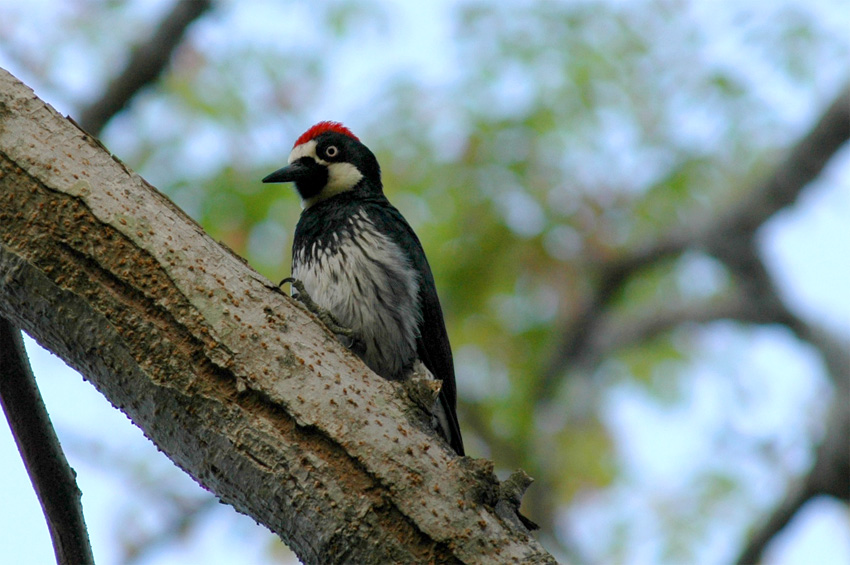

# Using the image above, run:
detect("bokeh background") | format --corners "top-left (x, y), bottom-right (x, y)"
top-left (1, 1), bottom-right (849, 563)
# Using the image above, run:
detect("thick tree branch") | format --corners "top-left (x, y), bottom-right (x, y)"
top-left (0, 5), bottom-right (211, 562)
top-left (0, 319), bottom-right (95, 565)
top-left (0, 4), bottom-right (211, 560)
top-left (0, 68), bottom-right (553, 564)
top-left (76, 0), bottom-right (212, 136)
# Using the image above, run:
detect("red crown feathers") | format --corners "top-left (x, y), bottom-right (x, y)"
top-left (293, 121), bottom-right (360, 148)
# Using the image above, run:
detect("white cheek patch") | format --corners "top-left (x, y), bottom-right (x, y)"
top-left (288, 139), bottom-right (364, 208)
top-left (303, 160), bottom-right (363, 209)
top-left (327, 162), bottom-right (363, 192)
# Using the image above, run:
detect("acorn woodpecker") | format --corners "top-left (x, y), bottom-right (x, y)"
top-left (263, 121), bottom-right (464, 456)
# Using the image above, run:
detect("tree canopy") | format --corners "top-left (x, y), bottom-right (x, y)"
top-left (1, 1), bottom-right (849, 563)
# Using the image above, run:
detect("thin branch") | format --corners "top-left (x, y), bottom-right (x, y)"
top-left (76, 0), bottom-right (212, 136)
top-left (57, 432), bottom-right (225, 565)
top-left (541, 83), bottom-right (850, 385)
top-left (0, 319), bottom-right (95, 565)
top-left (736, 393), bottom-right (850, 564)
top-left (809, 400), bottom-right (850, 502)
top-left (710, 84), bottom-right (850, 247)
top-left (735, 479), bottom-right (815, 565)
top-left (539, 237), bottom-right (686, 390)
top-left (571, 295), bottom-right (751, 371)
top-left (533, 83), bottom-right (850, 562)
top-left (746, 325), bottom-right (850, 565)
top-left (0, 6), bottom-right (212, 562)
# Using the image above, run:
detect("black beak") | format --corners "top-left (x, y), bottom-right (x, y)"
top-left (263, 157), bottom-right (328, 200)
top-left (263, 161), bottom-right (310, 182)
top-left (262, 159), bottom-right (318, 184)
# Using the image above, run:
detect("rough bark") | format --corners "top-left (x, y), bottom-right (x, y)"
top-left (2, 3), bottom-right (212, 563)
top-left (0, 68), bottom-right (554, 564)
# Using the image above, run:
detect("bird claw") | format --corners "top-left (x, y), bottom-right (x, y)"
top-left (280, 277), bottom-right (356, 339)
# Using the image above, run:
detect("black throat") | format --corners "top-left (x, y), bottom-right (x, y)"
top-left (293, 158), bottom-right (329, 201)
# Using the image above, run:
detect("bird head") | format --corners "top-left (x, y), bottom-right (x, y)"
top-left (262, 121), bottom-right (381, 208)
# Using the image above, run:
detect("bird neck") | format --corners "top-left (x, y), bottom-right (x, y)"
top-left (301, 177), bottom-right (383, 210)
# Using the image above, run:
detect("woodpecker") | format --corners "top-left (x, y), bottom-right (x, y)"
top-left (263, 121), bottom-right (464, 456)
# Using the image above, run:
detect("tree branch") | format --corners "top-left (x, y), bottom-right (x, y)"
top-left (0, 319), bottom-right (95, 565)
top-left (0, 68), bottom-right (554, 564)
top-left (76, 0), bottom-right (212, 136)
top-left (736, 328), bottom-right (850, 564)
top-left (735, 478), bottom-right (815, 565)
top-left (709, 84), bottom-right (850, 250)
top-left (0, 5), bottom-right (211, 562)
top-left (57, 432), bottom-right (221, 565)
top-left (541, 83), bottom-right (850, 385)
top-left (534, 84), bottom-right (850, 559)
top-left (736, 396), bottom-right (850, 564)
top-left (0, 5), bottom-right (212, 561)
top-left (539, 237), bottom-right (683, 390)
top-left (570, 295), bottom-right (752, 371)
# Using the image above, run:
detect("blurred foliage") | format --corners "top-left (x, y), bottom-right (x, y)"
top-left (2, 0), bottom-right (849, 563)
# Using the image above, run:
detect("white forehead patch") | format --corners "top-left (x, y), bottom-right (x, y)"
top-left (289, 139), bottom-right (364, 209)
top-left (288, 139), bottom-right (318, 164)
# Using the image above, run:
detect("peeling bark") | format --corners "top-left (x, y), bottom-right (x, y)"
top-left (0, 68), bottom-right (554, 564)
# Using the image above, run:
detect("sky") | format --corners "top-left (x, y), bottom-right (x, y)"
top-left (1, 1), bottom-right (850, 564)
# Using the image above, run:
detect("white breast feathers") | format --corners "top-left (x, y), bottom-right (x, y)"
top-left (292, 210), bottom-right (421, 379)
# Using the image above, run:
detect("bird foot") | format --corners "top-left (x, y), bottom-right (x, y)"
top-left (280, 277), bottom-right (355, 339)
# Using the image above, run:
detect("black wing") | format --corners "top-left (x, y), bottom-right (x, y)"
top-left (367, 198), bottom-right (465, 455)
top-left (412, 257), bottom-right (464, 456)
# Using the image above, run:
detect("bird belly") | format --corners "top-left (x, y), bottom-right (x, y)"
top-left (292, 217), bottom-right (421, 380)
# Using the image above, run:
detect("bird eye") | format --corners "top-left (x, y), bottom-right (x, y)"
top-left (324, 145), bottom-right (339, 158)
